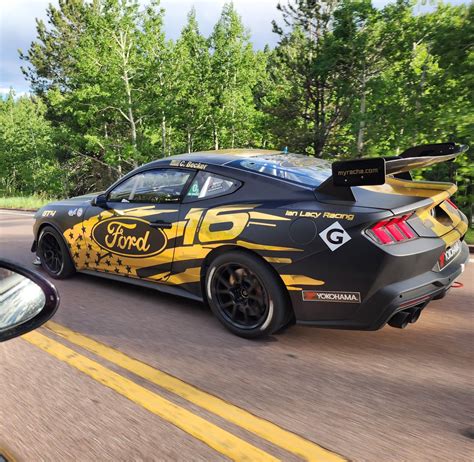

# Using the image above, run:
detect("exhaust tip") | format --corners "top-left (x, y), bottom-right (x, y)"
top-left (388, 311), bottom-right (411, 329)
top-left (408, 308), bottom-right (422, 324)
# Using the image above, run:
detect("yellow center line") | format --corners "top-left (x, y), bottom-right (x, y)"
top-left (0, 447), bottom-right (17, 462)
top-left (45, 321), bottom-right (345, 462)
top-left (22, 330), bottom-right (278, 462)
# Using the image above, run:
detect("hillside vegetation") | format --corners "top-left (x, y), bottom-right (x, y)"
top-left (0, 0), bottom-right (472, 220)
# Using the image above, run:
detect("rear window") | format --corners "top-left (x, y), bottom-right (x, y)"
top-left (229, 153), bottom-right (331, 187)
top-left (185, 171), bottom-right (240, 200)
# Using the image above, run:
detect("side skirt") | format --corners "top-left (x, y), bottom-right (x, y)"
top-left (79, 270), bottom-right (203, 303)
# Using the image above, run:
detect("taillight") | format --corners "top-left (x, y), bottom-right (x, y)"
top-left (366, 214), bottom-right (417, 245)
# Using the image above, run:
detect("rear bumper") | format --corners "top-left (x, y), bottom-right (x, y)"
top-left (293, 240), bottom-right (469, 329)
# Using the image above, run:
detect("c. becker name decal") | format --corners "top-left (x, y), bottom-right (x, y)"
top-left (285, 210), bottom-right (354, 221)
top-left (302, 290), bottom-right (361, 303)
top-left (170, 160), bottom-right (208, 170)
top-left (92, 217), bottom-right (167, 258)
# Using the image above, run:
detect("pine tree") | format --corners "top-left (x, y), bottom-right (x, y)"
top-left (208, 3), bottom-right (263, 150)
top-left (174, 9), bottom-right (212, 153)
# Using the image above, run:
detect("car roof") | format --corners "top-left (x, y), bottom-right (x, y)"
top-left (143, 149), bottom-right (285, 168)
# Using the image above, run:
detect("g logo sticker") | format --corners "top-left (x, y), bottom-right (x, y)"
top-left (319, 221), bottom-right (351, 251)
top-left (327, 229), bottom-right (344, 245)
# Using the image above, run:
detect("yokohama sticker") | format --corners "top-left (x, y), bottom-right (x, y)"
top-left (302, 290), bottom-right (361, 303)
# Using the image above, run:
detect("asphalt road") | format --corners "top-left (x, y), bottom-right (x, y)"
top-left (0, 210), bottom-right (473, 461)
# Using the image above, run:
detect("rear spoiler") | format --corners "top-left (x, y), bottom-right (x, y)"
top-left (317, 143), bottom-right (468, 201)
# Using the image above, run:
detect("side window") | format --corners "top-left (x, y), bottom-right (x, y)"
top-left (185, 172), bottom-right (241, 200)
top-left (108, 169), bottom-right (191, 204)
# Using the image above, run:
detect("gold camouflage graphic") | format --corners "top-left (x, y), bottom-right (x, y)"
top-left (63, 204), bottom-right (320, 290)
top-left (364, 177), bottom-right (468, 246)
top-left (61, 176), bottom-right (467, 295)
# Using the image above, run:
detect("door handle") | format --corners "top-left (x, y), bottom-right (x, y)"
top-left (149, 221), bottom-right (173, 229)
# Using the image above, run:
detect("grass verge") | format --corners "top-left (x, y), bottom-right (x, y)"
top-left (465, 227), bottom-right (474, 245)
top-left (0, 195), bottom-right (53, 211)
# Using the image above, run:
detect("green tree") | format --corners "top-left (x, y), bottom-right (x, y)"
top-left (171, 9), bottom-right (212, 153)
top-left (365, 2), bottom-right (473, 219)
top-left (20, 0), bottom-right (89, 95)
top-left (208, 3), bottom-right (264, 150)
top-left (20, 0), bottom-right (170, 191)
top-left (13, 0), bottom-right (472, 221)
top-left (268, 0), bottom-right (387, 157)
top-left (0, 92), bottom-right (63, 196)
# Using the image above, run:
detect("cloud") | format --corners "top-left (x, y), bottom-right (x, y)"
top-left (0, 87), bottom-right (30, 99)
top-left (1, 0), bottom-right (55, 93)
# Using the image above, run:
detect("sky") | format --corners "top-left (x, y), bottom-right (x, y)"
top-left (0, 0), bottom-right (469, 95)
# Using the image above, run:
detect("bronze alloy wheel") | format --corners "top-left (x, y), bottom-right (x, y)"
top-left (39, 232), bottom-right (64, 274)
top-left (211, 263), bottom-right (270, 330)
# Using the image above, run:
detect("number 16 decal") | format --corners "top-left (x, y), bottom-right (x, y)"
top-left (183, 206), bottom-right (251, 245)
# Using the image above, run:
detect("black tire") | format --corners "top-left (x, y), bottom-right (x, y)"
top-left (206, 251), bottom-right (290, 338)
top-left (38, 225), bottom-right (76, 279)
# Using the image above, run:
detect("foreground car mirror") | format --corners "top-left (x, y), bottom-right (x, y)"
top-left (0, 259), bottom-right (59, 342)
top-left (92, 193), bottom-right (108, 208)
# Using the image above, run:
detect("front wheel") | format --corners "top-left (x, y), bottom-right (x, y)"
top-left (206, 251), bottom-right (290, 338)
top-left (38, 226), bottom-right (76, 279)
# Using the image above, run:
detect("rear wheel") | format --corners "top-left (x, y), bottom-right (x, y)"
top-left (38, 226), bottom-right (76, 279)
top-left (206, 251), bottom-right (290, 338)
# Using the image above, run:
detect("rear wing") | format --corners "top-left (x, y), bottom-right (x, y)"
top-left (317, 143), bottom-right (468, 201)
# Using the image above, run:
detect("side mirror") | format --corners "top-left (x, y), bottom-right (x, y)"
top-left (0, 259), bottom-right (59, 342)
top-left (92, 193), bottom-right (108, 208)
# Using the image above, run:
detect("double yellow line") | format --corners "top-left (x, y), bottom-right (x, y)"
top-left (23, 323), bottom-right (345, 461)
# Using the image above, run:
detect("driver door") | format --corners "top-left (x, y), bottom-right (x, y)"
top-left (83, 168), bottom-right (193, 281)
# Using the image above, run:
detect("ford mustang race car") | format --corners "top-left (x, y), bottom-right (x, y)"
top-left (32, 143), bottom-right (469, 338)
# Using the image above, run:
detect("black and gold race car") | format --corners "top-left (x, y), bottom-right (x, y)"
top-left (32, 144), bottom-right (469, 338)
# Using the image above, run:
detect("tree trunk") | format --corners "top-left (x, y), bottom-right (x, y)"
top-left (187, 130), bottom-right (192, 154)
top-left (213, 126), bottom-right (219, 151)
top-left (396, 127), bottom-right (404, 155)
top-left (167, 125), bottom-right (172, 156)
top-left (161, 115), bottom-right (166, 156)
top-left (357, 70), bottom-right (367, 158)
top-left (121, 57), bottom-right (136, 149)
top-left (125, 87), bottom-right (137, 148)
top-left (416, 62), bottom-right (427, 129)
top-left (468, 182), bottom-right (473, 231)
top-left (314, 83), bottom-right (325, 157)
top-left (117, 31), bottom-right (137, 160)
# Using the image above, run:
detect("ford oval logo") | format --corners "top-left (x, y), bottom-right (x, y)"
top-left (92, 217), bottom-right (167, 258)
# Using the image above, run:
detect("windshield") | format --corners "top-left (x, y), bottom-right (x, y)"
top-left (230, 153), bottom-right (331, 187)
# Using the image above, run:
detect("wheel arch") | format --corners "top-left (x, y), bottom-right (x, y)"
top-left (37, 221), bottom-right (76, 268)
top-left (36, 220), bottom-right (62, 238)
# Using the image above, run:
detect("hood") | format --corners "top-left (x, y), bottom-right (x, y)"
top-left (35, 192), bottom-right (104, 219)
top-left (70, 192), bottom-right (104, 201)
top-left (46, 192), bottom-right (104, 207)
